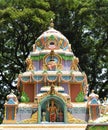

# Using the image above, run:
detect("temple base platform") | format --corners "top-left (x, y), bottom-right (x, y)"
top-left (0, 124), bottom-right (87, 130)
top-left (0, 123), bottom-right (108, 130)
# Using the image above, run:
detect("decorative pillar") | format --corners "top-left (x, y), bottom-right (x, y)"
top-left (3, 90), bottom-right (18, 124)
top-left (88, 90), bottom-right (100, 122)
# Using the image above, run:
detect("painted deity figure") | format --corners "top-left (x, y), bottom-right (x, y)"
top-left (47, 50), bottom-right (57, 70)
top-left (47, 100), bottom-right (57, 122)
top-left (70, 56), bottom-right (79, 71)
top-left (47, 59), bottom-right (57, 70)
top-left (58, 109), bottom-right (63, 122)
top-left (25, 57), bottom-right (34, 71)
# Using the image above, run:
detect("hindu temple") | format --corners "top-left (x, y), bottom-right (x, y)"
top-left (1, 20), bottom-right (108, 130)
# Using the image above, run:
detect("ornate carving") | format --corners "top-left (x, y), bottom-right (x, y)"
top-left (37, 85), bottom-right (71, 105)
top-left (70, 57), bottom-right (79, 71)
top-left (25, 57), bottom-right (34, 71)
top-left (47, 100), bottom-right (57, 122)
top-left (47, 60), bottom-right (57, 70)
top-left (43, 50), bottom-right (62, 71)
top-left (49, 84), bottom-right (55, 95)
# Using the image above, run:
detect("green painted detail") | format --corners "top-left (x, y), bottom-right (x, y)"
top-left (31, 54), bottom-right (45, 61)
top-left (31, 56), bottom-right (39, 60)
top-left (59, 54), bottom-right (73, 60)
top-left (42, 70), bottom-right (48, 73)
top-left (75, 91), bottom-right (84, 102)
top-left (21, 91), bottom-right (30, 103)
top-left (88, 126), bottom-right (107, 130)
top-left (57, 70), bottom-right (62, 74)
top-left (39, 56), bottom-right (43, 59)
top-left (48, 35), bottom-right (55, 40)
top-left (31, 54), bottom-right (74, 61)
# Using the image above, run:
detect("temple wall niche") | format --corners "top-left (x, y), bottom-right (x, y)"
top-left (69, 83), bottom-right (82, 102)
top-left (23, 83), bottom-right (35, 102)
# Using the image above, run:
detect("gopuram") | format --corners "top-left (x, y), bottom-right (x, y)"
top-left (1, 20), bottom-right (108, 130)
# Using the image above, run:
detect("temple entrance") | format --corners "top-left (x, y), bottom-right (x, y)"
top-left (39, 96), bottom-right (66, 123)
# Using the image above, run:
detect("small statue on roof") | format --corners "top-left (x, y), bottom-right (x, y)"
top-left (49, 83), bottom-right (55, 95)
top-left (50, 18), bottom-right (54, 28)
top-left (70, 56), bottom-right (79, 71)
top-left (25, 57), bottom-right (34, 71)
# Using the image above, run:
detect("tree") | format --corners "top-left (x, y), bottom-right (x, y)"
top-left (0, 0), bottom-right (54, 123)
top-left (47, 0), bottom-right (108, 97)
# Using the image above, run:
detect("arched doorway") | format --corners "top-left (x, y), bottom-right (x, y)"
top-left (38, 95), bottom-right (67, 123)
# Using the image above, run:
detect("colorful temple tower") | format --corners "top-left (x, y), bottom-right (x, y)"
top-left (2, 20), bottom-right (108, 130)
top-left (14, 20), bottom-right (89, 124)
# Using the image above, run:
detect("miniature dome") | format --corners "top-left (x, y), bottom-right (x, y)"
top-left (35, 27), bottom-right (70, 51)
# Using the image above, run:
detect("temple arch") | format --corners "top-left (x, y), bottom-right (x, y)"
top-left (38, 95), bottom-right (67, 123)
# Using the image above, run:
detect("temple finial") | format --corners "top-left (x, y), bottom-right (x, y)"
top-left (50, 18), bottom-right (54, 28)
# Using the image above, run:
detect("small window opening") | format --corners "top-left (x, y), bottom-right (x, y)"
top-left (50, 42), bottom-right (55, 45)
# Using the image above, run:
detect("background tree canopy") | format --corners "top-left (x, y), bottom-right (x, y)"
top-left (0, 0), bottom-right (108, 123)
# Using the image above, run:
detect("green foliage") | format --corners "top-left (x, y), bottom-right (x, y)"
top-left (0, 0), bottom-right (54, 89)
top-left (88, 126), bottom-right (108, 130)
top-left (21, 91), bottom-right (30, 103)
top-left (75, 91), bottom-right (84, 102)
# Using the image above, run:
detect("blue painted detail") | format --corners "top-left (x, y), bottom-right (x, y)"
top-left (63, 44), bottom-right (69, 51)
top-left (34, 75), bottom-right (43, 81)
top-left (37, 47), bottom-right (42, 51)
top-left (7, 99), bottom-right (15, 104)
top-left (47, 76), bottom-right (57, 80)
top-left (75, 76), bottom-right (84, 81)
top-left (62, 76), bottom-right (71, 80)
top-left (91, 98), bottom-right (98, 104)
top-left (46, 56), bottom-right (51, 63)
top-left (44, 36), bottom-right (47, 43)
top-left (12, 107), bottom-right (15, 120)
top-left (46, 56), bottom-right (58, 63)
top-left (22, 77), bottom-right (30, 81)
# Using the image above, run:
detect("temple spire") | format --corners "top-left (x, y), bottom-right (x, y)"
top-left (50, 18), bottom-right (54, 28)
